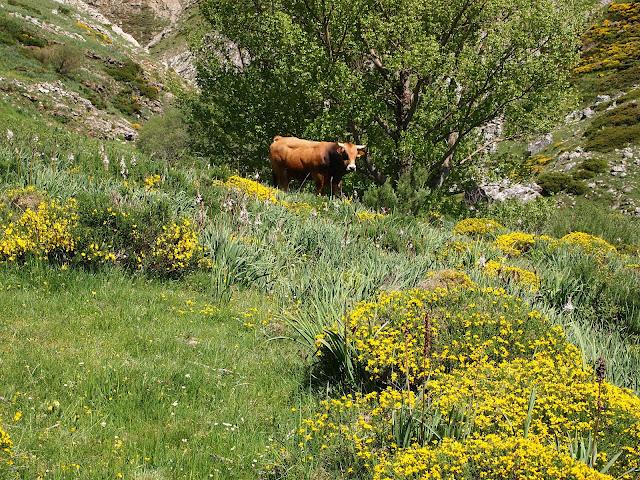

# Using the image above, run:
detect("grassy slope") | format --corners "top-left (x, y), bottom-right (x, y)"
top-left (0, 1), bottom-right (639, 478)
top-left (0, 264), bottom-right (311, 479)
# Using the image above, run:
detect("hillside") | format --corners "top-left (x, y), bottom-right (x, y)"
top-left (0, 1), bottom-right (639, 479)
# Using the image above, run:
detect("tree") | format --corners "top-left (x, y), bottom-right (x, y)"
top-left (194, 0), bottom-right (593, 188)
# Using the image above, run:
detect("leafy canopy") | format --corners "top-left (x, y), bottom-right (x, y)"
top-left (194, 0), bottom-right (593, 187)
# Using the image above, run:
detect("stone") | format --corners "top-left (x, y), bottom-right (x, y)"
top-left (595, 94), bottom-right (611, 105)
top-left (528, 133), bottom-right (553, 156)
top-left (611, 164), bottom-right (627, 176)
top-left (623, 186), bottom-right (634, 194)
top-left (622, 147), bottom-right (634, 159)
top-left (465, 180), bottom-right (542, 205)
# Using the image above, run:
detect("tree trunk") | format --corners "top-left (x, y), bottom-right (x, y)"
top-left (430, 131), bottom-right (459, 189)
top-left (396, 70), bottom-right (414, 177)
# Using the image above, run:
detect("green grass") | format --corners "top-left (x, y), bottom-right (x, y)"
top-left (0, 263), bottom-right (312, 479)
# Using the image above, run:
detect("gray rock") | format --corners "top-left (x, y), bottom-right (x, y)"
top-left (611, 164), bottom-right (627, 176)
top-left (622, 147), bottom-right (634, 160)
top-left (528, 133), bottom-right (553, 156)
top-left (623, 186), bottom-right (634, 194)
top-left (595, 94), bottom-right (611, 105)
top-left (465, 180), bottom-right (542, 205)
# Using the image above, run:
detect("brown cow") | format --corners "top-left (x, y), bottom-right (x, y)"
top-left (269, 136), bottom-right (366, 195)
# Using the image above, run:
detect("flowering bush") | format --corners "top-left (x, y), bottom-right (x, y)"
top-left (275, 286), bottom-right (640, 479)
top-left (144, 174), bottom-right (162, 191)
top-left (484, 259), bottom-right (541, 292)
top-left (495, 231), bottom-right (536, 256)
top-left (225, 175), bottom-right (279, 203)
top-left (151, 219), bottom-right (203, 274)
top-left (452, 218), bottom-right (503, 236)
top-left (0, 419), bottom-right (12, 457)
top-left (317, 287), bottom-right (554, 387)
top-left (356, 210), bottom-right (386, 222)
top-left (0, 188), bottom-right (78, 262)
top-left (559, 232), bottom-right (617, 256)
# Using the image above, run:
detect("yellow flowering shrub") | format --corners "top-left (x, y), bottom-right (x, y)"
top-left (225, 176), bottom-right (279, 203)
top-left (0, 419), bottom-right (12, 457)
top-left (277, 283), bottom-right (640, 479)
top-left (356, 210), bottom-right (386, 222)
top-left (0, 189), bottom-right (78, 261)
top-left (373, 436), bottom-right (613, 480)
top-left (575, 2), bottom-right (640, 75)
top-left (495, 231), bottom-right (536, 256)
top-left (76, 21), bottom-right (112, 44)
top-left (452, 218), bottom-right (504, 236)
top-left (151, 219), bottom-right (203, 274)
top-left (484, 259), bottom-right (541, 292)
top-left (144, 174), bottom-right (162, 191)
top-left (559, 232), bottom-right (617, 256)
top-left (319, 287), bottom-right (556, 386)
top-left (418, 269), bottom-right (476, 291)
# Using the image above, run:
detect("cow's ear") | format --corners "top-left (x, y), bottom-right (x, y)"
top-left (336, 145), bottom-right (345, 154)
top-left (356, 148), bottom-right (367, 158)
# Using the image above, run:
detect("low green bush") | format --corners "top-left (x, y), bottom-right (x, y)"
top-left (584, 102), bottom-right (640, 152)
top-left (579, 156), bottom-right (608, 174)
top-left (30, 44), bottom-right (83, 75)
top-left (572, 169), bottom-right (596, 180)
top-left (537, 172), bottom-right (572, 195)
top-left (137, 108), bottom-right (190, 163)
top-left (0, 14), bottom-right (47, 47)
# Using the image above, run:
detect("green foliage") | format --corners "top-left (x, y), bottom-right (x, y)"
top-left (30, 44), bottom-right (83, 75)
top-left (584, 102), bottom-right (640, 152)
top-left (7, 0), bottom-right (41, 16)
top-left (112, 89), bottom-right (143, 116)
top-left (537, 172), bottom-right (573, 195)
top-left (580, 157), bottom-right (608, 174)
top-left (195, 0), bottom-right (592, 186)
top-left (137, 108), bottom-right (190, 164)
top-left (572, 169), bottom-right (596, 180)
top-left (0, 13), bottom-right (47, 47)
top-left (105, 59), bottom-right (159, 101)
top-left (363, 180), bottom-right (398, 211)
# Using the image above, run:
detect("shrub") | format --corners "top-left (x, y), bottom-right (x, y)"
top-left (137, 108), bottom-right (190, 163)
top-left (572, 169), bottom-right (596, 180)
top-left (495, 232), bottom-right (536, 256)
top-left (0, 187), bottom-right (78, 262)
top-left (584, 102), bottom-right (640, 152)
top-left (537, 172), bottom-right (587, 196)
top-left (484, 260), bottom-right (540, 292)
top-left (585, 124), bottom-right (640, 152)
top-left (0, 14), bottom-right (47, 47)
top-left (30, 44), bottom-right (83, 75)
top-left (580, 157), bottom-right (608, 174)
top-left (112, 89), bottom-right (143, 117)
top-left (559, 232), bottom-right (617, 255)
top-left (537, 172), bottom-right (572, 195)
top-left (566, 178), bottom-right (588, 195)
top-left (150, 219), bottom-right (204, 275)
top-left (452, 218), bottom-right (504, 237)
top-left (362, 180), bottom-right (398, 212)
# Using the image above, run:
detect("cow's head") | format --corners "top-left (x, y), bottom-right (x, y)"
top-left (337, 142), bottom-right (366, 172)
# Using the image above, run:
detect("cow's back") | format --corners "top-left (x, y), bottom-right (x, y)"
top-left (270, 136), bottom-right (333, 171)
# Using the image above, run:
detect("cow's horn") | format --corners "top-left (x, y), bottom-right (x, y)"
top-left (356, 144), bottom-right (367, 149)
top-left (337, 142), bottom-right (346, 148)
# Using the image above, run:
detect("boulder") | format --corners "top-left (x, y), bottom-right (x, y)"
top-left (528, 133), bottom-right (553, 156)
top-left (465, 180), bottom-right (542, 205)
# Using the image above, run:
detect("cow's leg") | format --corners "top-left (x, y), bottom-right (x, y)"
top-left (275, 168), bottom-right (289, 192)
top-left (314, 172), bottom-right (326, 195)
top-left (330, 178), bottom-right (343, 198)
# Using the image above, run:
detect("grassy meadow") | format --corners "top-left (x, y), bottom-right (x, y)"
top-left (1, 0), bottom-right (640, 478)
top-left (0, 115), bottom-right (639, 477)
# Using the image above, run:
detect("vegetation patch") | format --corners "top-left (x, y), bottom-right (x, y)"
top-left (584, 102), bottom-right (640, 152)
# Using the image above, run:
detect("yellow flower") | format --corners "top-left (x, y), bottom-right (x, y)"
top-left (453, 218), bottom-right (504, 236)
